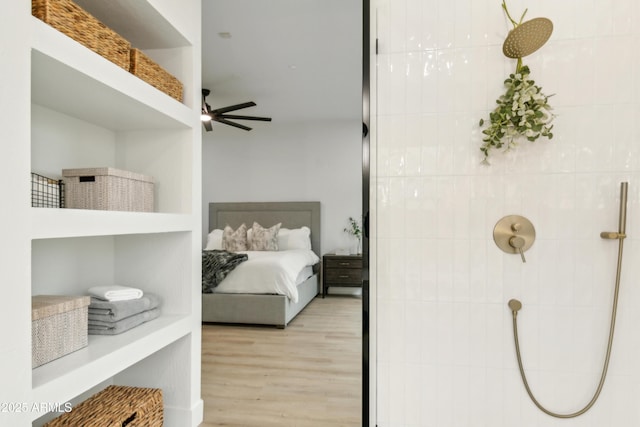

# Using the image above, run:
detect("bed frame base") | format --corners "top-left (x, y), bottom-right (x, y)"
top-left (202, 274), bottom-right (319, 328)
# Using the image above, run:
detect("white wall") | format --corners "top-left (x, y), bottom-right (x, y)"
top-left (202, 119), bottom-right (362, 254)
top-left (31, 105), bottom-right (116, 177)
top-left (373, 0), bottom-right (640, 426)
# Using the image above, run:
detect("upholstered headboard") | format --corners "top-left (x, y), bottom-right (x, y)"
top-left (208, 201), bottom-right (321, 258)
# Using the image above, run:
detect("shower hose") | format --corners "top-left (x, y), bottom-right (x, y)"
top-left (509, 182), bottom-right (628, 418)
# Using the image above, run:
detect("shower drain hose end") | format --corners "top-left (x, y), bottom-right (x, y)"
top-left (508, 299), bottom-right (522, 314)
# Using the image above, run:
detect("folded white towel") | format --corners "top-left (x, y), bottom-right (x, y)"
top-left (88, 285), bottom-right (143, 302)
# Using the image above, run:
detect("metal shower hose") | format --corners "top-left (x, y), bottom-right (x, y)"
top-left (509, 182), bottom-right (627, 418)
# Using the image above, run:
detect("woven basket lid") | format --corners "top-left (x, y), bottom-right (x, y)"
top-left (32, 295), bottom-right (91, 321)
top-left (503, 17), bottom-right (553, 58)
top-left (62, 167), bottom-right (154, 183)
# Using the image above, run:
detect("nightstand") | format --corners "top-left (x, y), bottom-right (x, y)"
top-left (322, 253), bottom-right (363, 297)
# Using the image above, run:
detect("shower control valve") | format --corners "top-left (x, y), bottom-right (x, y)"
top-left (493, 215), bottom-right (536, 264)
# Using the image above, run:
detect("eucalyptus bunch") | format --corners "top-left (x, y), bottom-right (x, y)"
top-left (479, 65), bottom-right (554, 163)
top-left (344, 216), bottom-right (362, 239)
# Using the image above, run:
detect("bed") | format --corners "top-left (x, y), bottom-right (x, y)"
top-left (202, 201), bottom-right (321, 328)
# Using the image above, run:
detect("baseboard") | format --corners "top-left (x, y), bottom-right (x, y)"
top-left (164, 399), bottom-right (204, 427)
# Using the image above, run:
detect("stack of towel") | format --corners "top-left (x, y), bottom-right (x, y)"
top-left (87, 286), bottom-right (160, 335)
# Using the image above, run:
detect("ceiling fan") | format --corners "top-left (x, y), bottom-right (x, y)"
top-left (201, 89), bottom-right (272, 131)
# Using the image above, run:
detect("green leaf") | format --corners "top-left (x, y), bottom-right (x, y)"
top-left (480, 62), bottom-right (555, 163)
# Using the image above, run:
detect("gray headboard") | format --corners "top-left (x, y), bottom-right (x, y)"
top-left (209, 201), bottom-right (321, 258)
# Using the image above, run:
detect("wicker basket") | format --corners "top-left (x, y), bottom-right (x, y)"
top-left (44, 385), bottom-right (163, 427)
top-left (130, 48), bottom-right (183, 102)
top-left (63, 167), bottom-right (154, 213)
top-left (32, 0), bottom-right (131, 70)
top-left (32, 295), bottom-right (90, 368)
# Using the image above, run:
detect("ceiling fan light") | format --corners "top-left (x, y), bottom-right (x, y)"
top-left (201, 113), bottom-right (212, 122)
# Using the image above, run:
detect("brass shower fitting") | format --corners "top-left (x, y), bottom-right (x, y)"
top-left (493, 215), bottom-right (535, 262)
top-left (508, 182), bottom-right (628, 418)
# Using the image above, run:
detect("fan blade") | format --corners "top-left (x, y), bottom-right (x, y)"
top-left (203, 120), bottom-right (213, 132)
top-left (214, 117), bottom-right (252, 131)
top-left (211, 102), bottom-right (257, 115)
top-left (219, 114), bottom-right (272, 122)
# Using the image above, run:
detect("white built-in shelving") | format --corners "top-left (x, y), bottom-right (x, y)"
top-left (0, 1), bottom-right (202, 426)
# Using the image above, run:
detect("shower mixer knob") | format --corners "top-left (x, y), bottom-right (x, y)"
top-left (493, 215), bottom-right (536, 263)
top-left (509, 235), bottom-right (527, 262)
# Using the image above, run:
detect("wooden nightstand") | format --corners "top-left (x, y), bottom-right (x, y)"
top-left (322, 253), bottom-right (363, 297)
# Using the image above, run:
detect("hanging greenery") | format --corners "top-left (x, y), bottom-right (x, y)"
top-left (479, 1), bottom-right (555, 164)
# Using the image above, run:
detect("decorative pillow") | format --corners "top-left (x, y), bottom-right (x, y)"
top-left (222, 224), bottom-right (248, 251)
top-left (277, 226), bottom-right (312, 250)
top-left (204, 229), bottom-right (223, 250)
top-left (249, 222), bottom-right (281, 251)
top-left (246, 228), bottom-right (253, 247)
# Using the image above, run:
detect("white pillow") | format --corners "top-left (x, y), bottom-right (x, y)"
top-left (204, 229), bottom-right (223, 250)
top-left (278, 226), bottom-right (312, 250)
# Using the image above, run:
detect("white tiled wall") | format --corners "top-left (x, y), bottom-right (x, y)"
top-left (372, 0), bottom-right (640, 426)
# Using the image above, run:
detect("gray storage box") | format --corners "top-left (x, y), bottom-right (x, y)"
top-left (63, 167), bottom-right (154, 212)
top-left (32, 295), bottom-right (91, 368)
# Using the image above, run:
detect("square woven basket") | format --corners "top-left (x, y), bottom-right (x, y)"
top-left (44, 385), bottom-right (163, 427)
top-left (32, 295), bottom-right (90, 368)
top-left (63, 167), bottom-right (154, 213)
top-left (32, 0), bottom-right (130, 70)
top-left (130, 48), bottom-right (184, 102)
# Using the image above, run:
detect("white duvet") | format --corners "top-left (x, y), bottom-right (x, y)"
top-left (213, 249), bottom-right (319, 303)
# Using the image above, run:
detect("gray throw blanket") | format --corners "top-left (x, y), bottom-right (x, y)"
top-left (88, 293), bottom-right (161, 322)
top-left (88, 307), bottom-right (160, 335)
top-left (202, 250), bottom-right (248, 293)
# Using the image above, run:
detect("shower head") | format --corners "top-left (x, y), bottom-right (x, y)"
top-left (503, 17), bottom-right (553, 59)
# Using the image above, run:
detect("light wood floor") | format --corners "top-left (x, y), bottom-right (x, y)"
top-left (200, 296), bottom-right (362, 427)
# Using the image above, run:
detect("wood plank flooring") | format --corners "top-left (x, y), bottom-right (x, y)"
top-left (200, 296), bottom-right (362, 427)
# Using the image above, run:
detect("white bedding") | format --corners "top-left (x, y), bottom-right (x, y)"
top-left (212, 249), bottom-right (319, 303)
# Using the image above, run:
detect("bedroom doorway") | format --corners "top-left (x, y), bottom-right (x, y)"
top-left (200, 0), bottom-right (367, 426)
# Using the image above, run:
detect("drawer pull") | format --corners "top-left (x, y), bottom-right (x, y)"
top-left (339, 262), bottom-right (350, 266)
top-left (339, 275), bottom-right (349, 278)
